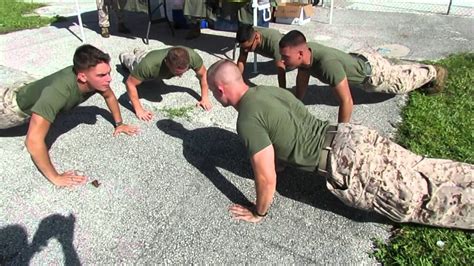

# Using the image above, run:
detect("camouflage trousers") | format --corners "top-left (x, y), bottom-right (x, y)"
top-left (120, 48), bottom-right (149, 72)
top-left (325, 123), bottom-right (473, 230)
top-left (97, 0), bottom-right (125, 28)
top-left (0, 83), bottom-right (31, 129)
top-left (358, 51), bottom-right (437, 94)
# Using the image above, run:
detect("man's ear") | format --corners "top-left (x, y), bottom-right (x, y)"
top-left (77, 72), bottom-right (87, 83)
top-left (216, 84), bottom-right (225, 96)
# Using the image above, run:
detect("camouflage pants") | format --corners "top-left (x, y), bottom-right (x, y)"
top-left (0, 84), bottom-right (31, 129)
top-left (97, 0), bottom-right (125, 28)
top-left (358, 51), bottom-right (437, 94)
top-left (120, 48), bottom-right (149, 72)
top-left (326, 123), bottom-right (473, 230)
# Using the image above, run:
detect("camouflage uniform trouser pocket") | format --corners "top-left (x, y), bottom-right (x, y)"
top-left (326, 123), bottom-right (473, 230)
top-left (358, 51), bottom-right (436, 94)
top-left (0, 85), bottom-right (30, 129)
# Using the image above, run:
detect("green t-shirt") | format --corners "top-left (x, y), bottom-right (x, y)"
top-left (16, 66), bottom-right (94, 123)
top-left (237, 85), bottom-right (329, 172)
top-left (253, 27), bottom-right (283, 61)
top-left (130, 46), bottom-right (204, 81)
top-left (304, 42), bottom-right (366, 86)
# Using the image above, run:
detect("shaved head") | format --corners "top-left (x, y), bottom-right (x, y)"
top-left (207, 59), bottom-right (243, 87)
top-left (207, 59), bottom-right (248, 108)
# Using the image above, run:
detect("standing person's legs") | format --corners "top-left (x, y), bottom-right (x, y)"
top-left (359, 51), bottom-right (441, 94)
top-left (96, 0), bottom-right (111, 37)
top-left (183, 0), bottom-right (209, 39)
top-left (111, 0), bottom-right (130, 33)
top-left (0, 85), bottom-right (31, 129)
top-left (325, 123), bottom-right (473, 230)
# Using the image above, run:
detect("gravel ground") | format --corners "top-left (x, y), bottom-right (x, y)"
top-left (0, 3), bottom-right (473, 264)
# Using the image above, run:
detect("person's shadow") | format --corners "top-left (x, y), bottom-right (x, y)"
top-left (116, 75), bottom-right (201, 113)
top-left (50, 10), bottom-right (150, 42)
top-left (243, 60), bottom-right (280, 80)
top-left (302, 84), bottom-right (395, 106)
top-left (0, 214), bottom-right (80, 265)
top-left (156, 119), bottom-right (389, 223)
top-left (49, 9), bottom-right (237, 59)
top-left (156, 119), bottom-right (254, 207)
top-left (0, 106), bottom-right (114, 149)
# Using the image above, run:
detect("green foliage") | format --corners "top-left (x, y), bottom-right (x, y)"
top-left (0, 0), bottom-right (61, 34)
top-left (160, 106), bottom-right (194, 119)
top-left (372, 227), bottom-right (473, 265)
top-left (373, 53), bottom-right (474, 265)
top-left (396, 53), bottom-right (474, 163)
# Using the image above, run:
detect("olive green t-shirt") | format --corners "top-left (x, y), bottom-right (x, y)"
top-left (304, 42), bottom-right (366, 86)
top-left (16, 66), bottom-right (94, 123)
top-left (237, 85), bottom-right (329, 172)
top-left (130, 46), bottom-right (204, 81)
top-left (253, 27), bottom-right (283, 61)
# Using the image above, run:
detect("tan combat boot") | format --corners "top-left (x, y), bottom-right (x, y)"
top-left (100, 27), bottom-right (110, 38)
top-left (422, 65), bottom-right (448, 94)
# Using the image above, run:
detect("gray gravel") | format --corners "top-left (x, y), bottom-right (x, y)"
top-left (1, 3), bottom-right (473, 264)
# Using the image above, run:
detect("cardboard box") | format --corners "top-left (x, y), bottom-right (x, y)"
top-left (275, 3), bottom-right (314, 25)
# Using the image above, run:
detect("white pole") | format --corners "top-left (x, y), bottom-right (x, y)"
top-left (252, 0), bottom-right (258, 73)
top-left (329, 0), bottom-right (334, 25)
top-left (75, 0), bottom-right (86, 43)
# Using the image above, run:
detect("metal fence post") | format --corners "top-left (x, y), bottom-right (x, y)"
top-left (447, 0), bottom-right (453, 15)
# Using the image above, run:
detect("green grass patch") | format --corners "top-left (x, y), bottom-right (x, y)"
top-left (160, 106), bottom-right (194, 119)
top-left (0, 0), bottom-right (62, 34)
top-left (372, 53), bottom-right (474, 265)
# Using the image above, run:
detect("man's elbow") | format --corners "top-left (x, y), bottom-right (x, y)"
top-left (342, 96), bottom-right (353, 106)
top-left (24, 136), bottom-right (36, 155)
top-left (259, 174), bottom-right (277, 190)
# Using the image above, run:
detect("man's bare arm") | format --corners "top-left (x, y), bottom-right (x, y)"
top-left (236, 49), bottom-right (249, 74)
top-left (275, 60), bottom-right (286, 89)
top-left (25, 114), bottom-right (87, 187)
top-left (125, 75), bottom-right (153, 121)
top-left (99, 88), bottom-right (140, 136)
top-left (333, 77), bottom-right (353, 123)
top-left (195, 65), bottom-right (212, 111)
top-left (229, 144), bottom-right (277, 223)
top-left (295, 68), bottom-right (311, 100)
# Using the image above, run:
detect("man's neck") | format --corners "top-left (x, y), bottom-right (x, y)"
top-left (233, 84), bottom-right (250, 110)
top-left (257, 31), bottom-right (261, 45)
top-left (301, 47), bottom-right (312, 68)
top-left (77, 80), bottom-right (93, 94)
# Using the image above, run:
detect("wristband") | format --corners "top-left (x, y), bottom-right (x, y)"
top-left (253, 209), bottom-right (268, 217)
top-left (114, 121), bottom-right (123, 128)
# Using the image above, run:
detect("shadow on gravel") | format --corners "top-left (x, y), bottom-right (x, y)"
top-left (157, 119), bottom-right (254, 207)
top-left (50, 10), bottom-right (143, 42)
top-left (117, 79), bottom-right (201, 113)
top-left (0, 214), bottom-right (80, 265)
top-left (276, 168), bottom-right (389, 224)
top-left (0, 106), bottom-right (113, 148)
top-left (302, 85), bottom-right (395, 106)
top-left (50, 11), bottom-right (236, 59)
top-left (157, 119), bottom-right (390, 224)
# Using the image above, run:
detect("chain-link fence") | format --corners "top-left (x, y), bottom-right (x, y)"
top-left (321, 0), bottom-right (473, 17)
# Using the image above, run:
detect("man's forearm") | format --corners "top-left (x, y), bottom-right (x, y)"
top-left (255, 180), bottom-right (275, 216)
top-left (103, 94), bottom-right (123, 124)
top-left (26, 140), bottom-right (58, 181)
top-left (126, 83), bottom-right (143, 112)
top-left (198, 77), bottom-right (209, 100)
top-left (338, 100), bottom-right (353, 123)
top-left (295, 85), bottom-right (307, 100)
top-left (237, 53), bottom-right (247, 74)
top-left (277, 69), bottom-right (286, 89)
